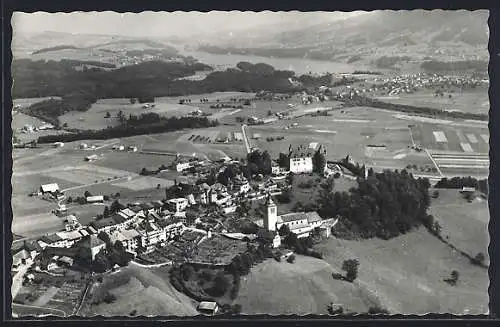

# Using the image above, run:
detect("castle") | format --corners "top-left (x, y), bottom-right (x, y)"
top-left (285, 144), bottom-right (327, 174)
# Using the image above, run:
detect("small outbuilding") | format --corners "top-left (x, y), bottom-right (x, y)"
top-left (197, 301), bottom-right (220, 315)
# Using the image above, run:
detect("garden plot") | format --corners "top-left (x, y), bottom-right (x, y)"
top-left (112, 176), bottom-right (175, 191)
top-left (190, 235), bottom-right (248, 265)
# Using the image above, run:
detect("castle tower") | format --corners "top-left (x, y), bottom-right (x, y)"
top-left (264, 194), bottom-right (278, 232)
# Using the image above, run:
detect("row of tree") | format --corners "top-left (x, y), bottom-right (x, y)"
top-left (435, 176), bottom-right (488, 194)
top-left (37, 115), bottom-right (218, 143)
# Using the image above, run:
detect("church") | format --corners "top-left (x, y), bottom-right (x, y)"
top-left (284, 144), bottom-right (327, 174)
top-left (263, 195), bottom-right (324, 238)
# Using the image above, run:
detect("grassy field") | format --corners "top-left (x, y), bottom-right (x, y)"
top-left (314, 228), bottom-right (488, 314)
top-left (236, 255), bottom-right (376, 315)
top-left (429, 188), bottom-right (489, 265)
top-left (374, 87), bottom-right (489, 115)
top-left (81, 264), bottom-right (198, 317)
top-left (58, 92), bottom-right (256, 130)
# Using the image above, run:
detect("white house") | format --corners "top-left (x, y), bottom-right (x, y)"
top-left (86, 195), bottom-right (104, 203)
top-left (166, 198), bottom-right (189, 213)
top-left (85, 154), bottom-right (99, 162)
top-left (197, 301), bottom-right (220, 315)
top-left (40, 183), bottom-right (59, 194)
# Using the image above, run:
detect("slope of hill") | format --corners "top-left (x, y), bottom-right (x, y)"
top-left (82, 264), bottom-right (198, 317)
top-left (194, 10), bottom-right (489, 64)
top-left (236, 255), bottom-right (380, 315)
top-left (314, 228), bottom-right (488, 314)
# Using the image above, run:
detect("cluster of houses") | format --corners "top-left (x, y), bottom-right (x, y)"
top-left (335, 72), bottom-right (487, 99)
top-left (21, 123), bottom-right (55, 134)
top-left (16, 141), bottom-right (348, 279)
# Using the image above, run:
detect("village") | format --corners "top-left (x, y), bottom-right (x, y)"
top-left (12, 140), bottom-right (346, 316)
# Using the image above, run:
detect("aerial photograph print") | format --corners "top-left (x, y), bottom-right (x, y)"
top-left (9, 9), bottom-right (490, 318)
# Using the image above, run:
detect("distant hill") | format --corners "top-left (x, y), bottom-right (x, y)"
top-left (193, 10), bottom-right (489, 65)
top-left (12, 31), bottom-right (179, 58)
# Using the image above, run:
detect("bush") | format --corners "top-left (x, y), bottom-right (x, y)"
top-left (368, 305), bottom-right (390, 314)
top-left (130, 309), bottom-right (137, 316)
top-left (471, 252), bottom-right (486, 266)
top-left (342, 259), bottom-right (359, 282)
top-left (103, 292), bottom-right (117, 304)
top-left (445, 270), bottom-right (460, 286)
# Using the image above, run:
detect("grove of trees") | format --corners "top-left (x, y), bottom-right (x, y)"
top-left (317, 169), bottom-right (432, 240)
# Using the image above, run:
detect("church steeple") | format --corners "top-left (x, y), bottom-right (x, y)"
top-left (264, 193), bottom-right (278, 231)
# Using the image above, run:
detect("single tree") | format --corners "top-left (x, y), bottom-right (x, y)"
top-left (471, 252), bottom-right (486, 266)
top-left (342, 259), bottom-right (359, 282)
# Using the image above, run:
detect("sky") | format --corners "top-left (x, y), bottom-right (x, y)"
top-left (12, 11), bottom-right (366, 38)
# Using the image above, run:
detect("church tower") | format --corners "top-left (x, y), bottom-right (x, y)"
top-left (264, 194), bottom-right (278, 231)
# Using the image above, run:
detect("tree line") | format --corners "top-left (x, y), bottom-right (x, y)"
top-left (37, 114), bottom-right (218, 143)
top-left (435, 176), bottom-right (488, 194)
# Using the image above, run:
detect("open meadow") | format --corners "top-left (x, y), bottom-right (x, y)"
top-left (81, 264), bottom-right (198, 317)
top-left (314, 228), bottom-right (488, 314)
top-left (429, 188), bottom-right (489, 265)
top-left (374, 87), bottom-right (489, 115)
top-left (236, 255), bottom-right (377, 315)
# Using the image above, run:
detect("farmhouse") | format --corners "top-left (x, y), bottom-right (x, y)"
top-left (85, 154), bottom-right (99, 162)
top-left (197, 301), bottom-right (220, 315)
top-left (39, 183), bottom-right (59, 194)
top-left (86, 195), bottom-right (104, 203)
top-left (263, 195), bottom-right (324, 238)
top-left (37, 234), bottom-right (68, 249)
top-left (55, 230), bottom-right (85, 247)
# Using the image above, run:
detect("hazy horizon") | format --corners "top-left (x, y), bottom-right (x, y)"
top-left (12, 11), bottom-right (367, 39)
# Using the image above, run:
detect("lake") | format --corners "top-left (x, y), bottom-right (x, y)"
top-left (181, 50), bottom-right (373, 75)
